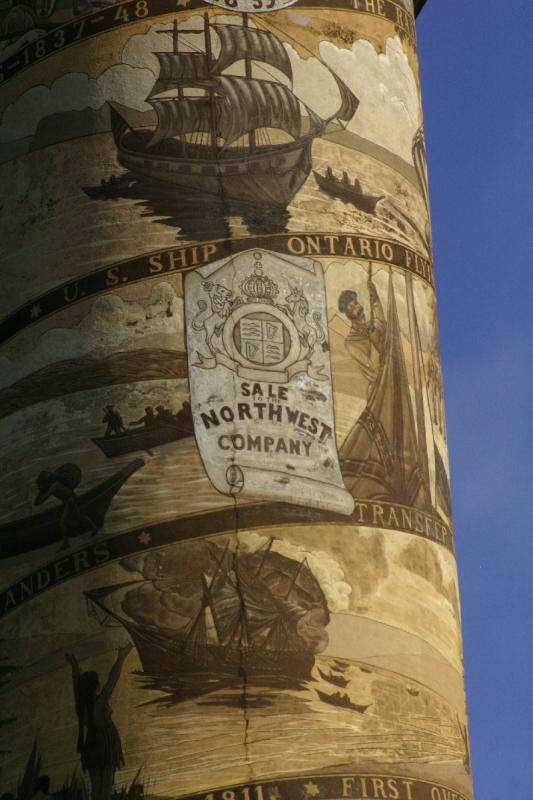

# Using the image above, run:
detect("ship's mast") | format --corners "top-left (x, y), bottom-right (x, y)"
top-left (405, 273), bottom-right (431, 505)
top-left (203, 12), bottom-right (219, 153)
top-left (242, 14), bottom-right (256, 153)
top-left (284, 558), bottom-right (305, 599)
top-left (172, 19), bottom-right (184, 101)
top-left (186, 543), bottom-right (230, 648)
top-left (224, 557), bottom-right (250, 649)
top-left (255, 537), bottom-right (274, 576)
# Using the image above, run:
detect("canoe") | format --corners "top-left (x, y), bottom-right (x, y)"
top-left (0, 458), bottom-right (144, 559)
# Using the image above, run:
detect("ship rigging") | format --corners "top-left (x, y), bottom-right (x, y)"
top-left (109, 12), bottom-right (359, 206)
top-left (85, 538), bottom-right (328, 682)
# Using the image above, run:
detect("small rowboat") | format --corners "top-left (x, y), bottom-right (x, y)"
top-left (91, 423), bottom-right (193, 458)
top-left (313, 170), bottom-right (384, 213)
top-left (0, 458), bottom-right (144, 559)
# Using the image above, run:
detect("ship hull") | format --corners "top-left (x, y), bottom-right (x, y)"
top-left (111, 110), bottom-right (315, 208)
top-left (121, 618), bottom-right (314, 681)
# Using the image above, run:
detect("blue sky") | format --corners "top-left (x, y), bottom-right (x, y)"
top-left (416, 1), bottom-right (532, 795)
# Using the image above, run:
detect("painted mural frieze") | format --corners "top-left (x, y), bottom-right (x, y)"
top-left (1, 9), bottom-right (427, 311)
top-left (0, 252), bottom-right (452, 567)
top-left (0, 1), bottom-right (472, 799)
top-left (0, 0), bottom-right (416, 85)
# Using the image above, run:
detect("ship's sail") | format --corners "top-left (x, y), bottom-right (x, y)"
top-left (213, 24), bottom-right (293, 80)
top-left (143, 16), bottom-right (356, 151)
top-left (329, 72), bottom-right (359, 124)
top-left (434, 443), bottom-right (452, 517)
top-left (204, 556), bottom-right (309, 651)
top-left (305, 105), bottom-right (326, 135)
top-left (233, 562), bottom-right (307, 649)
top-left (216, 76), bottom-right (302, 145)
top-left (340, 275), bottom-right (430, 509)
top-left (148, 77), bottom-right (311, 149)
top-left (150, 52), bottom-right (211, 95)
top-left (207, 571), bottom-right (244, 645)
top-left (148, 97), bottom-right (215, 147)
top-left (184, 599), bottom-right (210, 666)
top-left (185, 613), bottom-right (209, 665)
top-left (412, 125), bottom-right (430, 212)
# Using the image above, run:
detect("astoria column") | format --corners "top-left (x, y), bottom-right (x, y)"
top-left (0, 0), bottom-right (473, 799)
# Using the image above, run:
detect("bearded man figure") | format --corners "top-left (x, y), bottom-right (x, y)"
top-left (338, 279), bottom-right (386, 397)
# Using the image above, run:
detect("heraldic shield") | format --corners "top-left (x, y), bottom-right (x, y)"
top-left (185, 249), bottom-right (354, 515)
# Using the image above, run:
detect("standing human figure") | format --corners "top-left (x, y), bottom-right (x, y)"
top-left (338, 278), bottom-right (386, 398)
top-left (65, 644), bottom-right (133, 800)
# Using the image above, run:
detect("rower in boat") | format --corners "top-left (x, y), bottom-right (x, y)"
top-left (91, 401), bottom-right (194, 458)
top-left (102, 405), bottom-right (126, 437)
top-left (156, 405), bottom-right (182, 428)
top-left (129, 406), bottom-right (157, 431)
top-left (313, 168), bottom-right (384, 213)
top-left (175, 400), bottom-right (193, 430)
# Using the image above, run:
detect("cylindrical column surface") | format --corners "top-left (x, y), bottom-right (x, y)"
top-left (0, 1), bottom-right (473, 799)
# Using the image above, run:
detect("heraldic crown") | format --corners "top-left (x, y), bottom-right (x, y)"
top-left (240, 256), bottom-right (279, 304)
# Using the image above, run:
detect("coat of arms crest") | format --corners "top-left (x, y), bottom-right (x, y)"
top-left (185, 249), bottom-right (353, 515)
top-left (191, 250), bottom-right (326, 382)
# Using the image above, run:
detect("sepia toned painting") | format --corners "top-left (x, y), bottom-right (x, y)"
top-left (0, 1), bottom-right (472, 799)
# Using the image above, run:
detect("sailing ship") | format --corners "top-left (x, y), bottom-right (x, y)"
top-left (0, 458), bottom-right (144, 559)
top-left (109, 13), bottom-right (359, 207)
top-left (340, 274), bottom-right (430, 510)
top-left (340, 271), bottom-right (454, 521)
top-left (313, 169), bottom-right (384, 213)
top-left (85, 540), bottom-right (328, 684)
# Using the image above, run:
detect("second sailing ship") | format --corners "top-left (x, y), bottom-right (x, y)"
top-left (86, 540), bottom-right (328, 684)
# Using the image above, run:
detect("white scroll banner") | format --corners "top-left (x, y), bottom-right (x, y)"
top-left (185, 248), bottom-right (354, 516)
